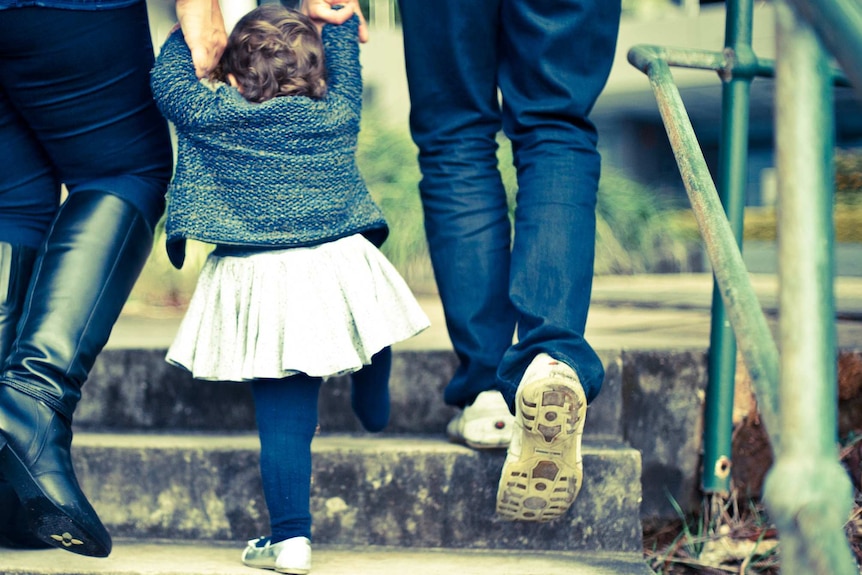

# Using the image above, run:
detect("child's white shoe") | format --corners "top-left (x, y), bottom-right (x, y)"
top-left (241, 536), bottom-right (312, 574)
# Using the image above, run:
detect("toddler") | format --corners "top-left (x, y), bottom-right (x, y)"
top-left (151, 5), bottom-right (429, 573)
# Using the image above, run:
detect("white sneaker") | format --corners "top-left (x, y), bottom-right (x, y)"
top-left (446, 390), bottom-right (514, 449)
top-left (496, 353), bottom-right (587, 522)
top-left (241, 536), bottom-right (312, 574)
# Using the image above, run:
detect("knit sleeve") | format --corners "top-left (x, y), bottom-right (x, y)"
top-left (150, 30), bottom-right (221, 129)
top-left (321, 15), bottom-right (362, 113)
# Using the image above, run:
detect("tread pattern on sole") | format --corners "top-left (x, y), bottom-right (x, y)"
top-left (496, 378), bottom-right (586, 522)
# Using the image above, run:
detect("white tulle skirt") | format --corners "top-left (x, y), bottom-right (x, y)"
top-left (166, 234), bottom-right (430, 381)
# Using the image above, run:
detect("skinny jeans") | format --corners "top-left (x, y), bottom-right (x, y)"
top-left (0, 1), bottom-right (172, 248)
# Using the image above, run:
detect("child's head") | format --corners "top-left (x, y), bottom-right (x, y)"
top-left (217, 5), bottom-right (327, 103)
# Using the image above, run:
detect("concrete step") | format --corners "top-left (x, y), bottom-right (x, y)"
top-left (74, 345), bottom-right (716, 523)
top-left (67, 433), bottom-right (642, 553)
top-left (77, 349), bottom-right (627, 439)
top-left (1, 540), bottom-right (653, 575)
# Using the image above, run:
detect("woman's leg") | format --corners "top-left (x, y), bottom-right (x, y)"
top-left (0, 4), bottom-right (171, 557)
top-left (0, 5), bottom-right (171, 230)
top-left (0, 241), bottom-right (48, 550)
top-left (251, 376), bottom-right (322, 542)
top-left (0, 191), bottom-right (156, 557)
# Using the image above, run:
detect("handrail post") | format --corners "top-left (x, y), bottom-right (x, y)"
top-left (787, 0), bottom-right (862, 100)
top-left (762, 2), bottom-right (856, 572)
top-left (627, 46), bottom-right (782, 445)
top-left (702, 0), bottom-right (755, 496)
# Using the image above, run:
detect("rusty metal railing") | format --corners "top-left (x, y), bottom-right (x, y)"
top-left (628, 0), bottom-right (861, 571)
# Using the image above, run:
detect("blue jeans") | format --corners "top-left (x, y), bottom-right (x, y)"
top-left (0, 2), bottom-right (171, 248)
top-left (398, 0), bottom-right (621, 409)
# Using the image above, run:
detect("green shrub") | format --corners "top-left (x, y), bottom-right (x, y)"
top-left (355, 112), bottom-right (430, 287)
top-left (595, 171), bottom-right (697, 274)
top-left (836, 148), bottom-right (862, 206)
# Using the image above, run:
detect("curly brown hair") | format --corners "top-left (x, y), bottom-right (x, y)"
top-left (216, 5), bottom-right (327, 103)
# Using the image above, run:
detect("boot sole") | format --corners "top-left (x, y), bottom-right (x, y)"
top-left (495, 378), bottom-right (586, 522)
top-left (0, 437), bottom-right (111, 557)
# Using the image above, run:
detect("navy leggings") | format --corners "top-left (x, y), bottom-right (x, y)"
top-left (251, 376), bottom-right (321, 542)
top-left (250, 348), bottom-right (392, 542)
top-left (0, 3), bottom-right (172, 248)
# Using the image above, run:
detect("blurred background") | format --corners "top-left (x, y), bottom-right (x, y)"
top-left (129, 0), bottom-right (862, 315)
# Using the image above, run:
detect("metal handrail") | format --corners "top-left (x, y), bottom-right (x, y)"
top-left (787, 0), bottom-right (862, 100)
top-left (627, 42), bottom-right (782, 447)
top-left (628, 0), bottom-right (860, 571)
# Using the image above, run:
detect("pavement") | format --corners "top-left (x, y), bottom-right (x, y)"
top-left (110, 273), bottom-right (862, 352)
top-left (3, 542), bottom-right (651, 575)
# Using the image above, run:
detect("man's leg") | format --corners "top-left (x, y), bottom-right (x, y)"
top-left (494, 0), bottom-right (621, 521)
top-left (398, 0), bottom-right (517, 446)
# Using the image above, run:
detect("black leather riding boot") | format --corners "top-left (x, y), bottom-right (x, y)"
top-left (0, 242), bottom-right (51, 550)
top-left (0, 242), bottom-right (38, 360)
top-left (0, 191), bottom-right (154, 557)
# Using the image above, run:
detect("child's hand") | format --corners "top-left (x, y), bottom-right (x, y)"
top-left (303, 0), bottom-right (369, 43)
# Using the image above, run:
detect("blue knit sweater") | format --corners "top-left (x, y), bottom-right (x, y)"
top-left (150, 16), bottom-right (388, 269)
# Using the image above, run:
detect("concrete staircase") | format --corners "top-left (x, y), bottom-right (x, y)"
top-left (2, 346), bottom-right (652, 574)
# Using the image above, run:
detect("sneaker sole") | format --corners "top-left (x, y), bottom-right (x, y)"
top-left (495, 377), bottom-right (586, 522)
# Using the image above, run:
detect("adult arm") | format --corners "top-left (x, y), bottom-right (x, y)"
top-left (175, 0), bottom-right (227, 78)
top-left (150, 30), bottom-right (222, 128)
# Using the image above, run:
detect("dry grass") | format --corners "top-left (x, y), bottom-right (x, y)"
top-left (664, 147), bottom-right (862, 246)
top-left (644, 493), bottom-right (779, 575)
top-left (646, 436), bottom-right (862, 574)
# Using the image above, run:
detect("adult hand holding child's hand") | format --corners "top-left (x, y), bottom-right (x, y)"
top-left (175, 0), bottom-right (228, 78)
top-left (303, 0), bottom-right (369, 43)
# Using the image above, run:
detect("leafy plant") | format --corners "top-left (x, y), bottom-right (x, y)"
top-left (595, 171), bottom-right (697, 274)
top-left (356, 111), bottom-right (430, 288)
top-left (836, 148), bottom-right (862, 207)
